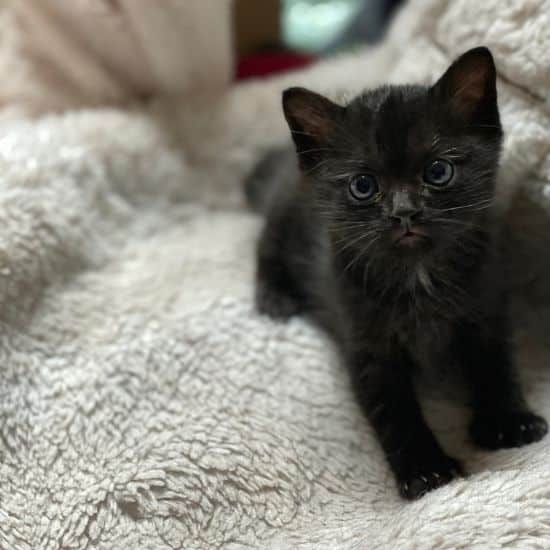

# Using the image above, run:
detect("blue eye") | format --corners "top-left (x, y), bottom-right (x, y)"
top-left (349, 174), bottom-right (378, 201)
top-left (424, 159), bottom-right (454, 186)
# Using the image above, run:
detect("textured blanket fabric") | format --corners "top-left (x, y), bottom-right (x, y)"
top-left (0, 0), bottom-right (232, 114)
top-left (1, 0), bottom-right (550, 548)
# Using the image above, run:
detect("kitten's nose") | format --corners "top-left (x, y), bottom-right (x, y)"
top-left (390, 190), bottom-right (421, 222)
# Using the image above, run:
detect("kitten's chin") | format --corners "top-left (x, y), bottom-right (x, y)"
top-left (396, 234), bottom-right (428, 248)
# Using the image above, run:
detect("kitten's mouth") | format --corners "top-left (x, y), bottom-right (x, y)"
top-left (392, 226), bottom-right (430, 247)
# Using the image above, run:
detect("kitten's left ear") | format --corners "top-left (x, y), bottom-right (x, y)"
top-left (432, 47), bottom-right (499, 125)
top-left (282, 87), bottom-right (344, 168)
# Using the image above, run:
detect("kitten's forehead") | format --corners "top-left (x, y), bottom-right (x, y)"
top-left (347, 85), bottom-right (436, 168)
top-left (361, 85), bottom-right (426, 109)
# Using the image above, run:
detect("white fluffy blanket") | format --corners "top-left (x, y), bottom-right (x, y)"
top-left (1, 1), bottom-right (550, 548)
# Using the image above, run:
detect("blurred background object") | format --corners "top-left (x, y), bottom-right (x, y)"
top-left (0, 0), bottom-right (233, 114)
top-left (282, 0), bottom-right (365, 53)
top-left (234, 0), bottom-right (404, 79)
top-left (0, 0), bottom-right (404, 115)
top-left (234, 0), bottom-right (281, 56)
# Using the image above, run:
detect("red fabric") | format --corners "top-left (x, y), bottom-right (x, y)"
top-left (236, 51), bottom-right (316, 80)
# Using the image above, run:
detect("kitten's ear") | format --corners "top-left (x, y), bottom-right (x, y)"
top-left (432, 47), bottom-right (499, 125)
top-left (282, 87), bottom-right (344, 166)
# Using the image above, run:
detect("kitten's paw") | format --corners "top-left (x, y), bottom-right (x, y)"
top-left (255, 283), bottom-right (303, 320)
top-left (398, 455), bottom-right (463, 500)
top-left (470, 410), bottom-right (548, 450)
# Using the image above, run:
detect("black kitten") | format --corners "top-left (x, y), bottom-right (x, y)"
top-left (248, 47), bottom-right (547, 499)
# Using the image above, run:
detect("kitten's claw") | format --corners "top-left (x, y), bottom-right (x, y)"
top-left (470, 410), bottom-right (548, 450)
top-left (398, 455), bottom-right (463, 500)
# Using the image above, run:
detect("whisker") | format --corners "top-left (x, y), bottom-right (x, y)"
top-left (341, 236), bottom-right (381, 275)
top-left (428, 218), bottom-right (487, 231)
top-left (296, 147), bottom-right (351, 156)
top-left (431, 199), bottom-right (493, 213)
top-left (332, 230), bottom-right (382, 258)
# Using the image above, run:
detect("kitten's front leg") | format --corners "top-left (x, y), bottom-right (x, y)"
top-left (352, 354), bottom-right (462, 499)
top-left (455, 318), bottom-right (548, 450)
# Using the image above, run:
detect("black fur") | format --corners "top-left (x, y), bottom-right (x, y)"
top-left (249, 47), bottom-right (547, 499)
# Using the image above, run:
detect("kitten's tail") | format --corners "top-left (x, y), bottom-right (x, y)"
top-left (244, 147), bottom-right (299, 214)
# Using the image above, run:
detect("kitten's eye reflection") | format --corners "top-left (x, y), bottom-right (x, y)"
top-left (349, 174), bottom-right (379, 201)
top-left (424, 159), bottom-right (454, 186)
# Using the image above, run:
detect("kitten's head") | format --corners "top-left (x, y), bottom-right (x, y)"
top-left (282, 47), bottom-right (502, 274)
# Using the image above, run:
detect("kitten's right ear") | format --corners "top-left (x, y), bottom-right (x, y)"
top-left (282, 87), bottom-right (344, 167)
top-left (432, 47), bottom-right (499, 125)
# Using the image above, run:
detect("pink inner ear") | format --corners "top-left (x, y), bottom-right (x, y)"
top-left (291, 104), bottom-right (334, 142)
top-left (450, 60), bottom-right (490, 115)
top-left (301, 109), bottom-right (332, 141)
top-left (285, 89), bottom-right (340, 144)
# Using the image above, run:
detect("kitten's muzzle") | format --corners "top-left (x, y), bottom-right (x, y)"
top-left (390, 213), bottom-right (430, 246)
top-left (390, 189), bottom-right (421, 225)
top-left (387, 189), bottom-right (429, 246)
top-left (390, 211), bottom-right (422, 229)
